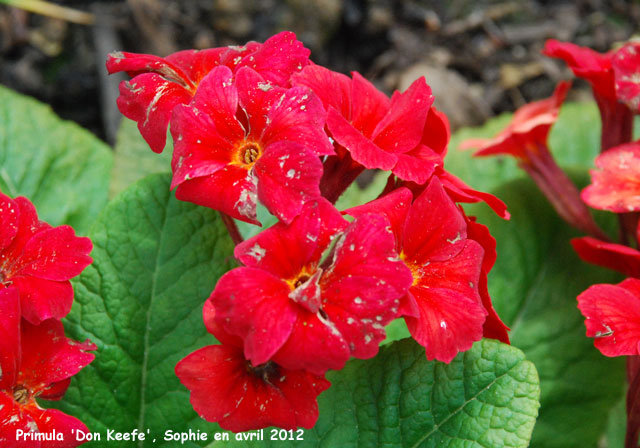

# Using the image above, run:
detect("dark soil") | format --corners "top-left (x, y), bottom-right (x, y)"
top-left (1, 0), bottom-right (639, 144)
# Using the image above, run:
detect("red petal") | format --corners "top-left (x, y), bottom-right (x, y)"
top-left (176, 344), bottom-right (327, 432)
top-left (372, 77), bottom-right (434, 154)
top-left (0, 393), bottom-right (37, 447)
top-left (350, 72), bottom-right (390, 138)
top-left (106, 51), bottom-right (193, 83)
top-left (0, 287), bottom-right (19, 390)
top-left (272, 311), bottom-right (351, 374)
top-left (202, 299), bottom-right (243, 348)
top-left (405, 285), bottom-right (486, 363)
top-left (174, 165), bottom-right (258, 224)
top-left (235, 31), bottom-right (310, 87)
top-left (24, 405), bottom-right (89, 448)
top-left (344, 187), bottom-right (412, 248)
top-left (0, 192), bottom-right (19, 251)
top-left (613, 43), bottom-right (640, 113)
top-left (211, 268), bottom-right (296, 366)
top-left (392, 145), bottom-right (440, 184)
top-left (578, 278), bottom-right (640, 356)
top-left (11, 277), bottom-right (73, 325)
top-left (291, 65), bottom-right (352, 118)
top-left (572, 236), bottom-right (640, 277)
top-left (326, 107), bottom-right (396, 170)
top-left (169, 105), bottom-right (235, 189)
top-left (255, 143), bottom-right (323, 224)
top-left (116, 74), bottom-right (192, 153)
top-left (543, 39), bottom-right (615, 102)
top-left (257, 85), bottom-right (334, 156)
top-left (438, 170), bottom-right (511, 219)
top-left (422, 106), bottom-right (450, 156)
top-left (403, 177), bottom-right (469, 264)
top-left (18, 319), bottom-right (95, 390)
top-left (460, 81), bottom-right (570, 160)
top-left (15, 226), bottom-right (92, 282)
top-left (582, 142), bottom-right (640, 212)
top-left (235, 200), bottom-right (324, 279)
top-left (320, 214), bottom-right (413, 359)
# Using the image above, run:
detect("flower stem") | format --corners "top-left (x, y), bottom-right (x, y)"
top-left (320, 154), bottom-right (364, 204)
top-left (520, 144), bottom-right (609, 241)
top-left (626, 356), bottom-right (640, 448)
top-left (219, 212), bottom-right (244, 246)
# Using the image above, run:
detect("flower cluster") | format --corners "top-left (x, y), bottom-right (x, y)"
top-left (108, 31), bottom-right (509, 432)
top-left (0, 192), bottom-right (95, 446)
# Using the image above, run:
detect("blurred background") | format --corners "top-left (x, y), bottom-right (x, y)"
top-left (1, 0), bottom-right (639, 145)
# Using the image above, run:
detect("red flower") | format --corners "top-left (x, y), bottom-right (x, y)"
top-left (612, 43), bottom-right (640, 114)
top-left (210, 199), bottom-right (412, 374)
top-left (543, 39), bottom-right (634, 150)
top-left (577, 278), bottom-right (640, 357)
top-left (0, 192), bottom-right (92, 324)
top-left (106, 31), bottom-right (310, 153)
top-left (292, 65), bottom-right (445, 184)
top-left (175, 301), bottom-right (329, 432)
top-left (461, 81), bottom-right (607, 239)
top-left (582, 142), bottom-right (640, 212)
top-left (170, 65), bottom-right (332, 224)
top-left (0, 288), bottom-right (96, 446)
top-left (347, 179), bottom-right (491, 363)
top-left (460, 81), bottom-right (571, 160)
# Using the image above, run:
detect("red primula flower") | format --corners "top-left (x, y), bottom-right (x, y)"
top-left (210, 199), bottom-right (412, 374)
top-left (169, 65), bottom-right (332, 224)
top-left (460, 81), bottom-right (571, 160)
top-left (582, 142), bottom-right (640, 212)
top-left (0, 288), bottom-right (96, 446)
top-left (0, 192), bottom-right (92, 324)
top-left (347, 179), bottom-right (490, 363)
top-left (543, 39), bottom-right (635, 150)
top-left (176, 301), bottom-right (330, 432)
top-left (461, 81), bottom-right (607, 239)
top-left (577, 278), bottom-right (640, 357)
top-left (292, 65), bottom-right (445, 185)
top-left (106, 31), bottom-right (310, 153)
top-left (612, 43), bottom-right (640, 114)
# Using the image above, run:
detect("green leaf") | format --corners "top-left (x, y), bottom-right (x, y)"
top-left (110, 118), bottom-right (172, 198)
top-left (213, 339), bottom-right (539, 448)
top-left (51, 173), bottom-right (235, 447)
top-left (0, 85), bottom-right (113, 233)
top-left (467, 178), bottom-right (625, 448)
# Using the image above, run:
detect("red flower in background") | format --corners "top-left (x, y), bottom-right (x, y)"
top-left (543, 39), bottom-right (635, 150)
top-left (170, 65), bottom-right (332, 224)
top-left (176, 301), bottom-right (329, 432)
top-left (0, 288), bottom-right (96, 446)
top-left (582, 142), bottom-right (640, 213)
top-left (461, 81), bottom-right (607, 239)
top-left (460, 81), bottom-right (571, 160)
top-left (577, 278), bottom-right (640, 357)
top-left (347, 179), bottom-right (496, 363)
top-left (0, 192), bottom-right (92, 324)
top-left (106, 31), bottom-right (310, 153)
top-left (612, 43), bottom-right (640, 114)
top-left (210, 199), bottom-right (412, 374)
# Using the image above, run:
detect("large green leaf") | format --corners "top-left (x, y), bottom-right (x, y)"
top-left (213, 338), bottom-right (539, 448)
top-left (0, 85), bottom-right (112, 233)
top-left (110, 118), bottom-right (172, 198)
top-left (51, 173), bottom-right (235, 447)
